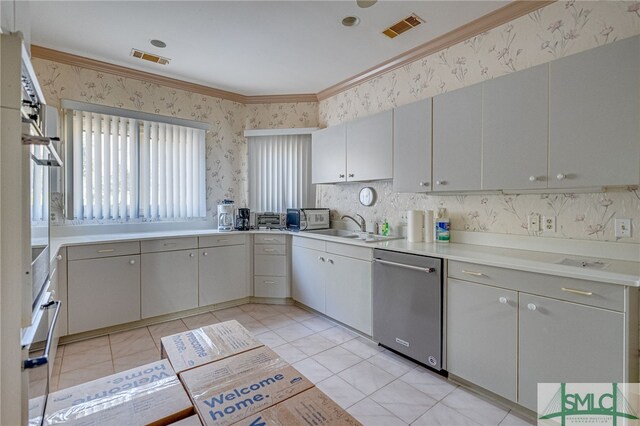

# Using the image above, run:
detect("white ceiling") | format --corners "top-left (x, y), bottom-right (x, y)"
top-left (29, 1), bottom-right (507, 96)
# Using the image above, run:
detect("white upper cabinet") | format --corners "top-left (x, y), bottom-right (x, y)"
top-left (312, 123), bottom-right (347, 184)
top-left (482, 64), bottom-right (549, 190)
top-left (549, 35), bottom-right (640, 188)
top-left (393, 99), bottom-right (432, 193)
top-left (346, 110), bottom-right (393, 182)
top-left (433, 83), bottom-right (483, 191)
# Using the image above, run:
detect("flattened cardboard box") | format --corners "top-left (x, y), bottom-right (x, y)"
top-left (44, 360), bottom-right (193, 426)
top-left (161, 320), bottom-right (263, 373)
top-left (169, 415), bottom-right (203, 426)
top-left (180, 346), bottom-right (314, 426)
top-left (234, 388), bottom-right (362, 426)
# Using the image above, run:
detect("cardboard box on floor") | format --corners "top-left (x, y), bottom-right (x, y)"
top-left (169, 415), bottom-right (203, 426)
top-left (180, 346), bottom-right (314, 426)
top-left (161, 320), bottom-right (263, 373)
top-left (43, 360), bottom-right (193, 426)
top-left (234, 387), bottom-right (362, 426)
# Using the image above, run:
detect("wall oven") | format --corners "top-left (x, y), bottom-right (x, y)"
top-left (16, 35), bottom-right (63, 426)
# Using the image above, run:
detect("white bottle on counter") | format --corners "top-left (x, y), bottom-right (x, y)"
top-left (435, 208), bottom-right (450, 243)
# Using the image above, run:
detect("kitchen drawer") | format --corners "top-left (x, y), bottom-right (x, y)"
top-left (199, 234), bottom-right (246, 248)
top-left (292, 236), bottom-right (325, 251)
top-left (141, 237), bottom-right (197, 253)
top-left (67, 241), bottom-right (140, 261)
top-left (254, 244), bottom-right (287, 256)
top-left (254, 234), bottom-right (286, 245)
top-left (448, 261), bottom-right (624, 312)
top-left (254, 255), bottom-right (287, 276)
top-left (254, 276), bottom-right (288, 298)
top-left (326, 241), bottom-right (372, 262)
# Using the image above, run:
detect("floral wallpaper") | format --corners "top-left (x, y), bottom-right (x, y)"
top-left (32, 59), bottom-right (318, 225)
top-left (317, 0), bottom-right (640, 244)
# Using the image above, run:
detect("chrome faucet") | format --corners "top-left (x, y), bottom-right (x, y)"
top-left (341, 214), bottom-right (366, 232)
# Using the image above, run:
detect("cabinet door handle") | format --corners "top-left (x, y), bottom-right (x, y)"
top-left (203, 252), bottom-right (208, 256)
top-left (435, 180), bottom-right (446, 186)
top-left (419, 181), bottom-right (429, 187)
top-left (55, 254), bottom-right (63, 261)
top-left (318, 256), bottom-right (325, 262)
top-left (499, 297), bottom-right (508, 304)
top-left (527, 303), bottom-right (537, 311)
top-left (339, 174), bottom-right (345, 178)
top-left (561, 287), bottom-right (593, 296)
top-left (556, 173), bottom-right (566, 181)
top-left (129, 259), bottom-right (136, 265)
top-left (263, 281), bottom-right (276, 284)
top-left (529, 176), bottom-right (537, 182)
top-left (348, 173), bottom-right (354, 178)
top-left (328, 259), bottom-right (334, 264)
top-left (189, 253), bottom-right (195, 257)
top-left (461, 270), bottom-right (484, 277)
top-left (98, 249), bottom-right (114, 253)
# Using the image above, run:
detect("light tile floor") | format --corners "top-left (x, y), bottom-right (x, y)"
top-left (51, 303), bottom-right (534, 425)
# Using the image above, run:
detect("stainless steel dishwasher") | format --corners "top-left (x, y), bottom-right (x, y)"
top-left (372, 249), bottom-right (443, 370)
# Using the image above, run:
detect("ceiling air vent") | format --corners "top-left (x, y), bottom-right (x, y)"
top-left (383, 14), bottom-right (424, 39)
top-left (130, 49), bottom-right (170, 65)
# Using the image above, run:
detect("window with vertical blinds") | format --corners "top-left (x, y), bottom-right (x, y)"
top-left (248, 133), bottom-right (314, 212)
top-left (69, 109), bottom-right (206, 220)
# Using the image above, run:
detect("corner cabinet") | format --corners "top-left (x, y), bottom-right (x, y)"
top-left (393, 98), bottom-right (432, 193)
top-left (549, 35), bottom-right (640, 188)
top-left (312, 123), bottom-right (347, 184)
top-left (446, 261), bottom-right (634, 412)
top-left (312, 110), bottom-right (393, 184)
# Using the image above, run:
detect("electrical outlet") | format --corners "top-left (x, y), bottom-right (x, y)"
top-left (615, 218), bottom-right (631, 238)
top-left (400, 212), bottom-right (408, 223)
top-left (527, 214), bottom-right (540, 232)
top-left (543, 216), bottom-right (556, 233)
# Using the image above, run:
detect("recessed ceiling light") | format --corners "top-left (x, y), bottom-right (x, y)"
top-left (150, 39), bottom-right (167, 48)
top-left (342, 16), bottom-right (360, 27)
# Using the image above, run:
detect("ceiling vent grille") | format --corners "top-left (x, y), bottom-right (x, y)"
top-left (130, 49), bottom-right (170, 65)
top-left (383, 14), bottom-right (424, 39)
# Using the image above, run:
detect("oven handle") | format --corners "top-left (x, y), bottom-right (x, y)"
top-left (374, 258), bottom-right (436, 273)
top-left (23, 300), bottom-right (61, 370)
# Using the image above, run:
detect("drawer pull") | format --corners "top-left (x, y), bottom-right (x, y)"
top-left (163, 242), bottom-right (177, 246)
top-left (129, 259), bottom-right (136, 265)
top-left (55, 254), bottom-right (63, 261)
top-left (499, 297), bottom-right (508, 304)
top-left (527, 303), bottom-right (537, 311)
top-left (218, 239), bottom-right (229, 242)
top-left (328, 259), bottom-right (334, 264)
top-left (319, 256), bottom-right (325, 262)
top-left (97, 249), bottom-right (115, 253)
top-left (461, 270), bottom-right (484, 277)
top-left (189, 253), bottom-right (195, 257)
top-left (263, 248), bottom-right (276, 252)
top-left (203, 252), bottom-right (208, 256)
top-left (263, 238), bottom-right (276, 241)
top-left (561, 287), bottom-right (593, 297)
top-left (263, 281), bottom-right (276, 284)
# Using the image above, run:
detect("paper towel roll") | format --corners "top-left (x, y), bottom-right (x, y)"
top-left (424, 210), bottom-right (434, 243)
top-left (407, 210), bottom-right (424, 242)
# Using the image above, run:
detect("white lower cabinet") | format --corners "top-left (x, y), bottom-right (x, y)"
top-left (446, 261), bottom-right (632, 412)
top-left (447, 278), bottom-right (517, 401)
top-left (292, 239), bottom-right (372, 335)
top-left (199, 244), bottom-right (249, 306)
top-left (68, 255), bottom-right (141, 334)
top-left (141, 250), bottom-right (198, 319)
top-left (325, 254), bottom-right (372, 335)
top-left (292, 246), bottom-right (326, 313)
top-left (518, 293), bottom-right (624, 411)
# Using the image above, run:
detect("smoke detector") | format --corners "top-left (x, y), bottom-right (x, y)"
top-left (130, 49), bottom-right (171, 65)
top-left (383, 14), bottom-right (424, 39)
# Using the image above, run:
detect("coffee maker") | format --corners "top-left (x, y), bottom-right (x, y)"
top-left (217, 200), bottom-right (235, 231)
top-left (236, 208), bottom-right (250, 231)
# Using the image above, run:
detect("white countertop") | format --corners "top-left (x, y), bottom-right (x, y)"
top-left (49, 228), bottom-right (640, 287)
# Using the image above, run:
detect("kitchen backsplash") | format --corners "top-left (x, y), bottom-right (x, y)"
top-left (33, 59), bottom-right (318, 225)
top-left (317, 0), bottom-right (640, 244)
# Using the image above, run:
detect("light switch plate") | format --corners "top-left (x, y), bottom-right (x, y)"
top-left (528, 214), bottom-right (540, 232)
top-left (615, 218), bottom-right (631, 238)
top-left (543, 216), bottom-right (556, 233)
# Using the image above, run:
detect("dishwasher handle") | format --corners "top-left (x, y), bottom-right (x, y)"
top-left (374, 258), bottom-right (436, 273)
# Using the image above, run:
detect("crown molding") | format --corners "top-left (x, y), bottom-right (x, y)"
top-left (31, 1), bottom-right (554, 105)
top-left (30, 45), bottom-right (319, 104)
top-left (316, 0), bottom-right (555, 101)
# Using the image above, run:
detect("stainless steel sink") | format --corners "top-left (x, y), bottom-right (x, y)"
top-left (306, 229), bottom-right (360, 238)
top-left (305, 229), bottom-right (402, 243)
